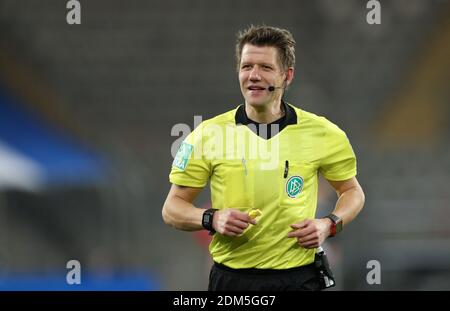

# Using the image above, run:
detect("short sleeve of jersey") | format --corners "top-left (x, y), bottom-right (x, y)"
top-left (319, 122), bottom-right (357, 181)
top-left (169, 124), bottom-right (211, 188)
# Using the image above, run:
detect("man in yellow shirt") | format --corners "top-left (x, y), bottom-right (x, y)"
top-left (163, 25), bottom-right (365, 291)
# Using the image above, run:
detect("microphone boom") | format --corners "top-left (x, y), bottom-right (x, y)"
top-left (268, 86), bottom-right (282, 92)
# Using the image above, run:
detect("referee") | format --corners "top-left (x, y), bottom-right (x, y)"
top-left (163, 25), bottom-right (365, 291)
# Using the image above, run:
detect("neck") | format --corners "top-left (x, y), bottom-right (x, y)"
top-left (245, 99), bottom-right (285, 124)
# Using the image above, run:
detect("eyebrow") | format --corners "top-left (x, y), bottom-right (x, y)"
top-left (240, 62), bottom-right (275, 67)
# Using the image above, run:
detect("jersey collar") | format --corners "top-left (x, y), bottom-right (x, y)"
top-left (234, 100), bottom-right (297, 127)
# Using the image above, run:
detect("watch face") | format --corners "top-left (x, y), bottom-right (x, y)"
top-left (202, 209), bottom-right (217, 232)
top-left (203, 209), bottom-right (215, 230)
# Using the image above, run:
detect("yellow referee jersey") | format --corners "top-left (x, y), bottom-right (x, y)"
top-left (169, 103), bottom-right (357, 269)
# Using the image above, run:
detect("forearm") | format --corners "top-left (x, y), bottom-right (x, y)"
top-left (162, 196), bottom-right (204, 231)
top-left (332, 185), bottom-right (365, 227)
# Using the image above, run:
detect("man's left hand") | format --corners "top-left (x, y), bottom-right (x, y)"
top-left (287, 218), bottom-right (332, 248)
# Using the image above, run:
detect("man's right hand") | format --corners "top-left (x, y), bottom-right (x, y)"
top-left (213, 209), bottom-right (257, 237)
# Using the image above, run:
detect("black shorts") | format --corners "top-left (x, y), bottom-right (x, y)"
top-left (208, 262), bottom-right (321, 291)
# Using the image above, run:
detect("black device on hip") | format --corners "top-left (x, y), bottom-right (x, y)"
top-left (315, 247), bottom-right (336, 289)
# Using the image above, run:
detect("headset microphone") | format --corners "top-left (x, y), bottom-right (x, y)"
top-left (268, 86), bottom-right (283, 92)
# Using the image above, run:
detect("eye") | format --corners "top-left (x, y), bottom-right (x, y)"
top-left (241, 64), bottom-right (252, 70)
top-left (262, 65), bottom-right (272, 70)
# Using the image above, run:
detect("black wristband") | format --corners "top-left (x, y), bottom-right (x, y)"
top-left (202, 208), bottom-right (218, 233)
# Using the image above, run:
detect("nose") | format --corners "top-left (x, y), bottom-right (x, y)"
top-left (249, 66), bottom-right (261, 81)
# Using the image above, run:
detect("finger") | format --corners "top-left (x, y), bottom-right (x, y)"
top-left (287, 229), bottom-right (298, 238)
top-left (235, 212), bottom-right (257, 225)
top-left (240, 214), bottom-right (256, 225)
top-left (287, 228), bottom-right (305, 238)
top-left (296, 226), bottom-right (316, 237)
top-left (299, 239), bottom-right (319, 248)
top-left (232, 219), bottom-right (250, 230)
top-left (288, 221), bottom-right (311, 237)
top-left (287, 227), bottom-right (311, 238)
top-left (290, 219), bottom-right (311, 230)
top-left (297, 232), bottom-right (318, 244)
top-left (225, 224), bottom-right (245, 235)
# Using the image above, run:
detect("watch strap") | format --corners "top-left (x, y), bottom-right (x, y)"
top-left (324, 214), bottom-right (342, 237)
top-left (202, 208), bottom-right (218, 233)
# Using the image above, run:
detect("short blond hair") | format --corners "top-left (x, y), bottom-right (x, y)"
top-left (235, 25), bottom-right (296, 72)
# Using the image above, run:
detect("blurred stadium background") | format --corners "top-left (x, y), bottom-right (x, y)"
top-left (0, 0), bottom-right (449, 290)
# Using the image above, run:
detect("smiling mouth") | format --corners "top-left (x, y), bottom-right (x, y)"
top-left (247, 86), bottom-right (265, 91)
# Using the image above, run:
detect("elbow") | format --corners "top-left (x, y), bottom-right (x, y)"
top-left (358, 185), bottom-right (366, 212)
top-left (162, 200), bottom-right (174, 227)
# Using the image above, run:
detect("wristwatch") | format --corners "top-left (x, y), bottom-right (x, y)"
top-left (202, 208), bottom-right (218, 234)
top-left (323, 214), bottom-right (343, 237)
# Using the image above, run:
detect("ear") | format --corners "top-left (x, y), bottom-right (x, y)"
top-left (285, 67), bottom-right (295, 87)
